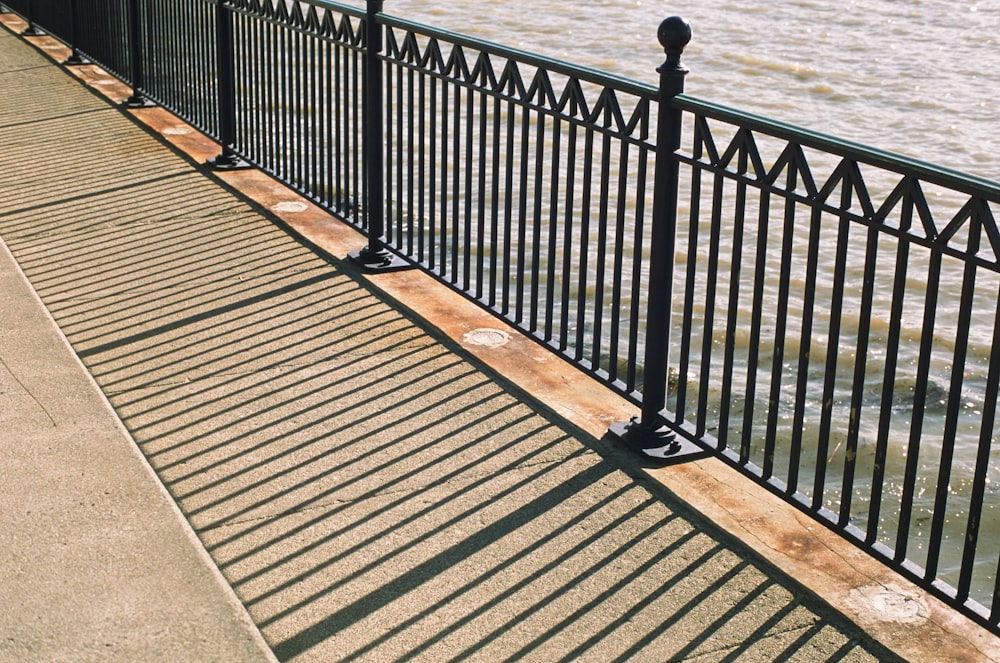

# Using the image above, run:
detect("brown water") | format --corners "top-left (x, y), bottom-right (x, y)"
top-left (344, 0), bottom-right (999, 180)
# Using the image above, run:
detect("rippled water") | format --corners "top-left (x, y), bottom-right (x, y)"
top-left (346, 0), bottom-right (999, 181)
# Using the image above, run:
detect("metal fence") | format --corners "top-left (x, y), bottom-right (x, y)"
top-left (664, 97), bottom-right (1000, 625)
top-left (7, 0), bottom-right (1000, 634)
top-left (376, 13), bottom-right (659, 394)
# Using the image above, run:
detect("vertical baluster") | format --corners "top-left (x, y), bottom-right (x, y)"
top-left (762, 158), bottom-right (802, 480)
top-left (407, 55), bottom-right (417, 255)
top-left (716, 146), bottom-right (748, 452)
top-left (473, 62), bottom-right (488, 299)
top-left (926, 215), bottom-right (981, 582)
top-left (959, 278), bottom-right (1000, 606)
top-left (895, 254), bottom-right (942, 566)
top-left (309, 16), bottom-right (319, 204)
top-left (394, 43), bottom-right (406, 248)
top-left (325, 31), bottom-right (335, 210)
top-left (515, 94), bottom-right (531, 322)
top-left (838, 201), bottom-right (881, 528)
top-left (544, 113), bottom-right (563, 341)
top-left (384, 31), bottom-right (395, 243)
top-left (592, 127), bottom-right (613, 372)
top-left (867, 193), bottom-right (913, 546)
top-left (428, 64), bottom-right (439, 271)
top-left (611, 17), bottom-right (702, 460)
top-left (628, 126), bottom-right (652, 395)
top-left (559, 110), bottom-right (577, 353)
top-left (265, 17), bottom-right (276, 173)
top-left (462, 75), bottom-right (475, 291)
top-left (529, 101), bottom-right (547, 332)
top-left (278, 17), bottom-right (289, 181)
top-left (451, 76), bottom-right (462, 285)
top-left (574, 128), bottom-right (592, 359)
top-left (810, 167), bottom-right (859, 510)
top-left (352, 28), bottom-right (362, 221)
top-left (674, 116), bottom-right (704, 426)
top-left (235, 7), bottom-right (247, 152)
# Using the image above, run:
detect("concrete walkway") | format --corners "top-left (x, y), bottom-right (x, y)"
top-left (0, 18), bottom-right (994, 663)
top-left (0, 26), bottom-right (276, 663)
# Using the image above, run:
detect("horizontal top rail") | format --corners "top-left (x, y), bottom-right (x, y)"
top-left (674, 94), bottom-right (1000, 199)
top-left (270, 0), bottom-right (366, 20)
top-left (376, 6), bottom-right (1000, 203)
top-left (377, 14), bottom-right (659, 101)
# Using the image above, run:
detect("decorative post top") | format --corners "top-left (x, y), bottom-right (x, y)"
top-left (657, 16), bottom-right (692, 73)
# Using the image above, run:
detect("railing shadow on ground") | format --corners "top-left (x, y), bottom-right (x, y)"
top-left (0, 112), bottom-right (902, 660)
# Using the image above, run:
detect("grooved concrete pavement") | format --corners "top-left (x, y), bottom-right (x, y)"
top-left (0, 22), bottom-right (919, 662)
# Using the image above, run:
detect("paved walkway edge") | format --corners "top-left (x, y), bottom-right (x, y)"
top-left (1, 234), bottom-right (278, 661)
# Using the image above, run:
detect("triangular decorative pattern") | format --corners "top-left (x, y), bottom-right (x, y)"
top-left (717, 127), bottom-right (767, 179)
top-left (470, 51), bottom-right (499, 89)
top-left (981, 201), bottom-right (1000, 264)
top-left (683, 110), bottom-right (1000, 266)
top-left (381, 23), bottom-right (654, 142)
top-left (224, 0), bottom-right (363, 45)
top-left (496, 59), bottom-right (527, 98)
top-left (764, 143), bottom-right (818, 197)
top-left (816, 159), bottom-right (876, 218)
top-left (445, 45), bottom-right (471, 81)
top-left (692, 115), bottom-right (721, 165)
top-left (525, 69), bottom-right (559, 110)
top-left (590, 87), bottom-right (627, 131)
top-left (873, 176), bottom-right (937, 238)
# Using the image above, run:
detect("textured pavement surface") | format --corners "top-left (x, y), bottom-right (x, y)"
top-left (0, 29), bottom-right (276, 663)
top-left (0, 21), bottom-right (922, 662)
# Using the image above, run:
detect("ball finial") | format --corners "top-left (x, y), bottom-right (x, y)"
top-left (658, 16), bottom-right (692, 55)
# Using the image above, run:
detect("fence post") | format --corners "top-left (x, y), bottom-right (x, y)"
top-left (610, 16), bottom-right (698, 461)
top-left (348, 0), bottom-right (408, 271)
top-left (64, 0), bottom-right (89, 65)
top-left (208, 0), bottom-right (250, 169)
top-left (21, 0), bottom-right (43, 35)
top-left (122, 0), bottom-right (153, 107)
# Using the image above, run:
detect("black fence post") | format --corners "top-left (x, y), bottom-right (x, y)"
top-left (64, 0), bottom-right (89, 65)
top-left (348, 0), bottom-right (408, 271)
top-left (122, 0), bottom-right (153, 107)
top-left (610, 17), bottom-right (699, 461)
top-left (208, 0), bottom-right (250, 170)
top-left (21, 0), bottom-right (43, 35)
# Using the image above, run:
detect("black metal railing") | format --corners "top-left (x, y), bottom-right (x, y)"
top-left (376, 14), bottom-right (659, 389)
top-left (8, 0), bottom-right (1000, 634)
top-left (663, 96), bottom-right (1000, 623)
top-left (228, 0), bottom-right (367, 205)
